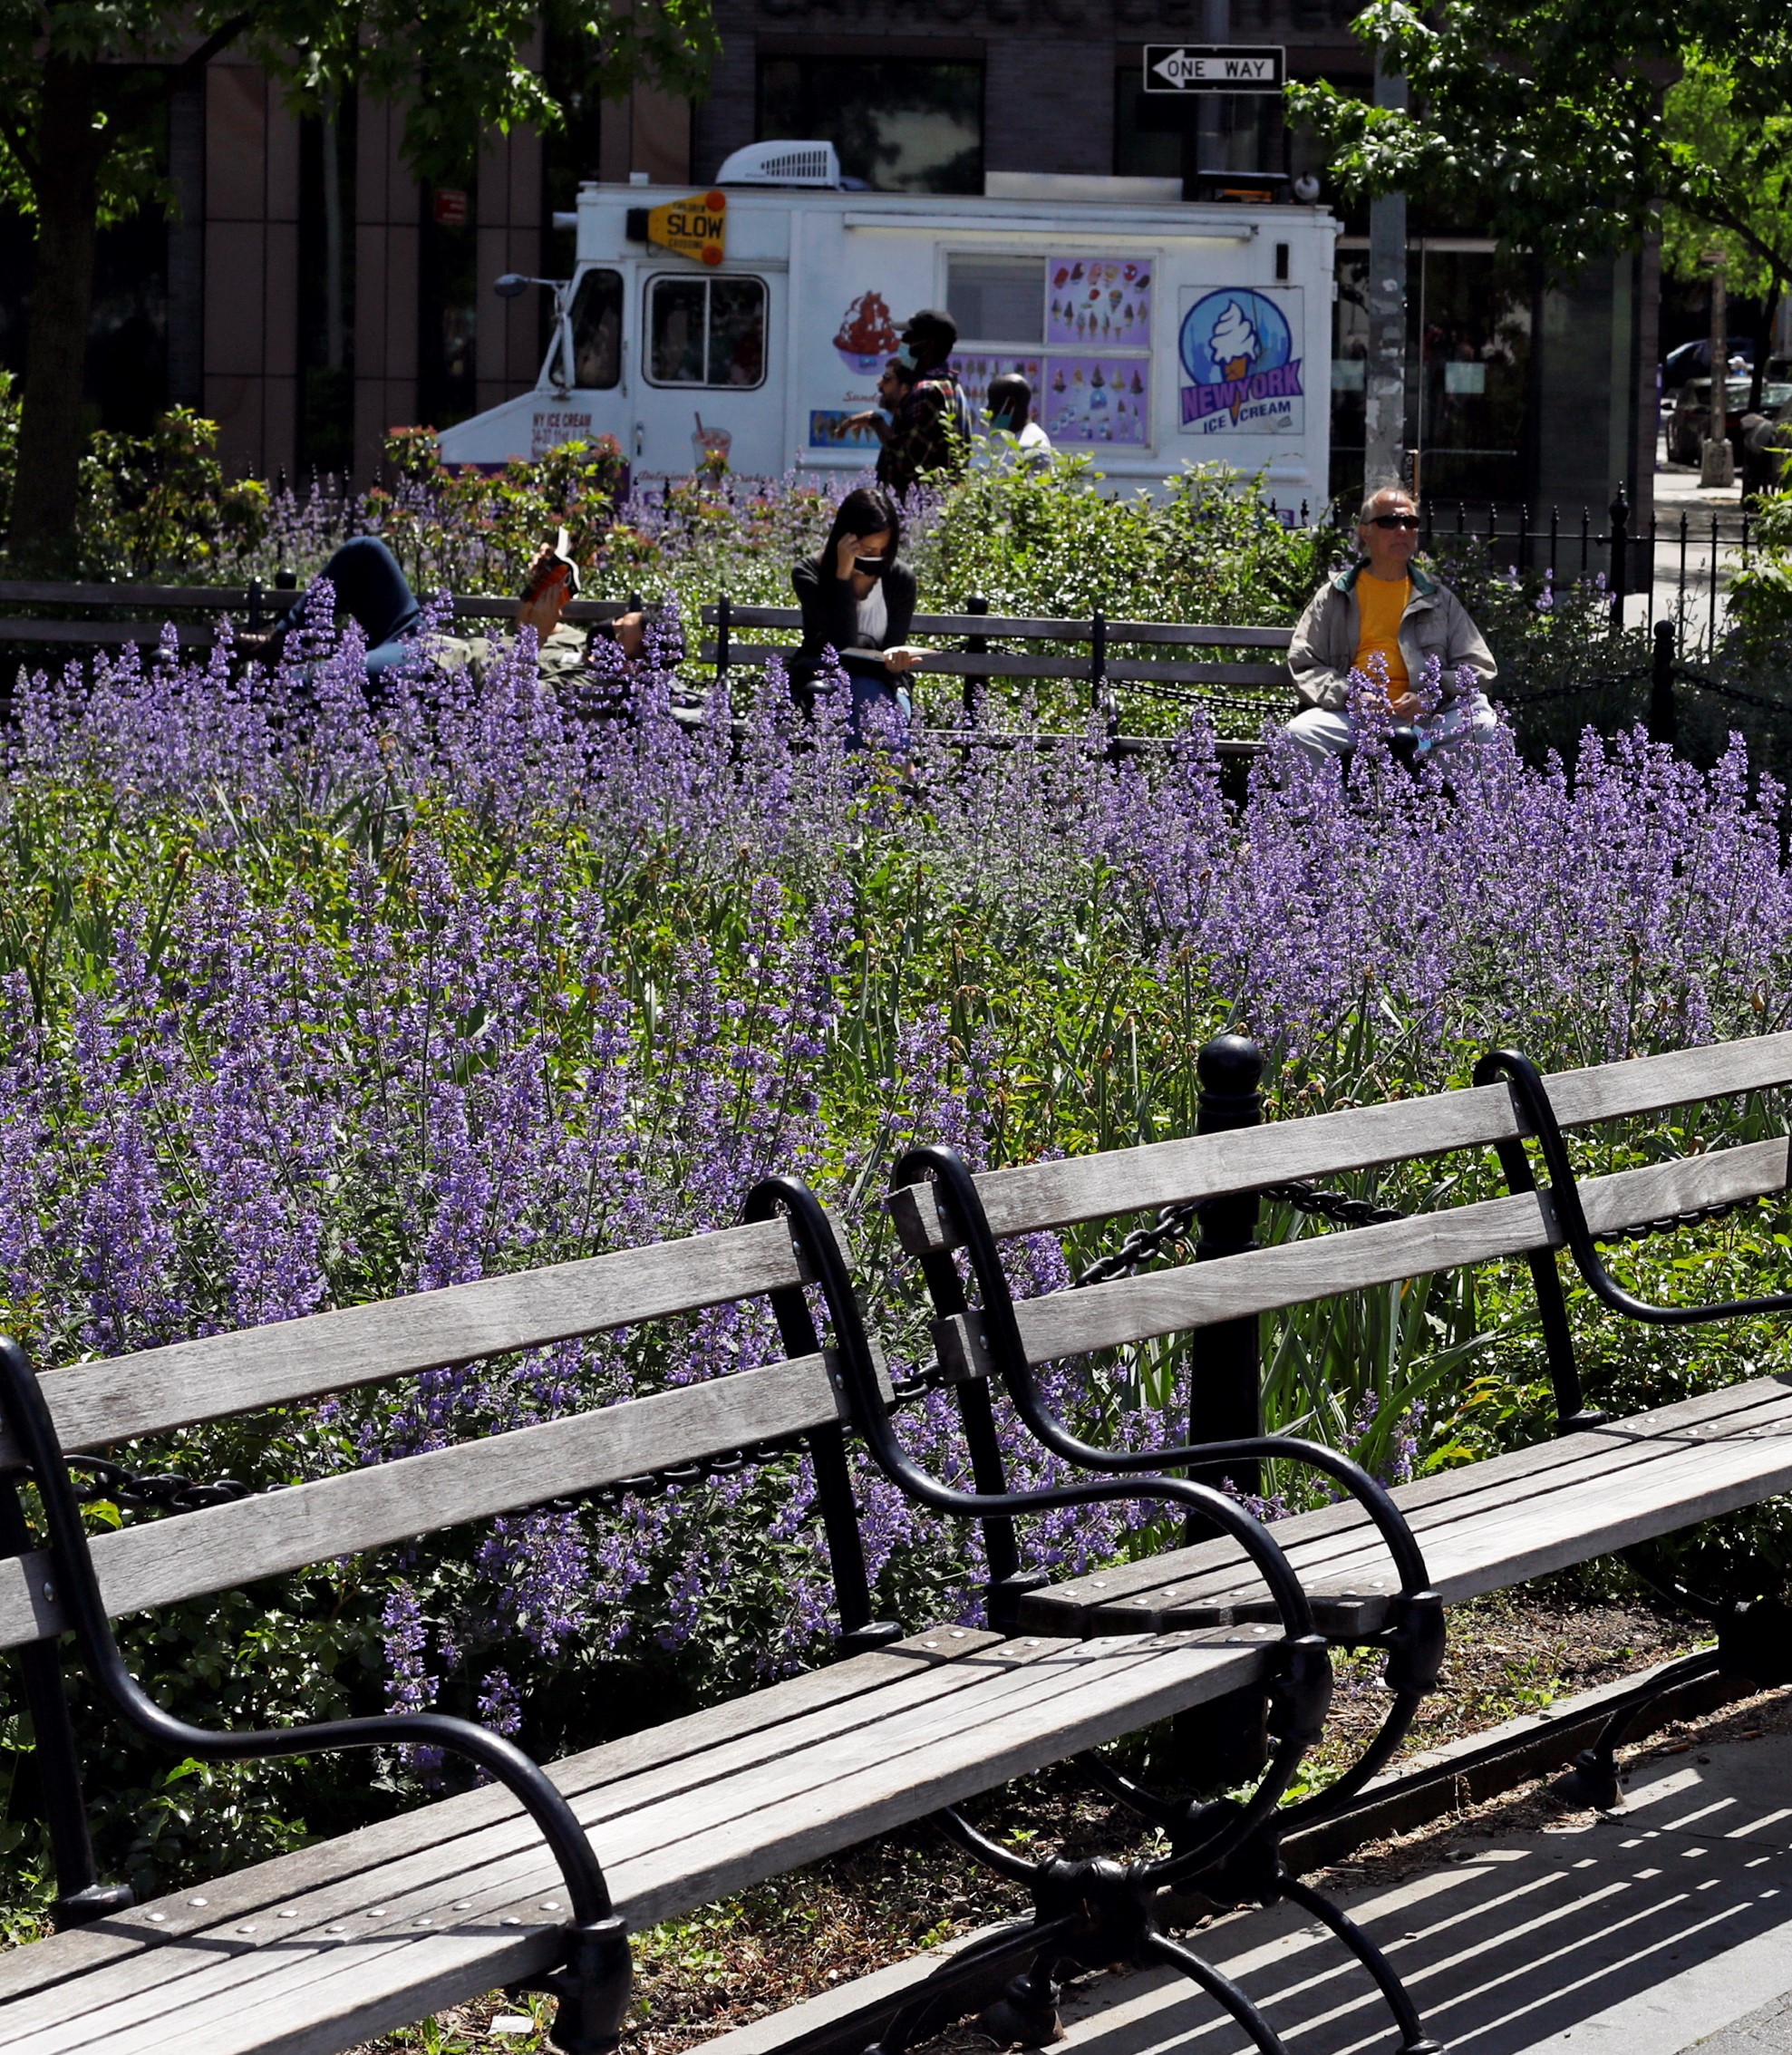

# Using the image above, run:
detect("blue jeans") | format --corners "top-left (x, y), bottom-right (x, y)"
top-left (287, 537), bottom-right (423, 680)
top-left (845, 665), bottom-right (911, 748)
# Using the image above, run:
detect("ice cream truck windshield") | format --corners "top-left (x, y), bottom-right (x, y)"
top-left (438, 176), bottom-right (1337, 505)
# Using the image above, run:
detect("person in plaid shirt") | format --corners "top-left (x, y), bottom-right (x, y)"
top-left (840, 308), bottom-right (973, 496)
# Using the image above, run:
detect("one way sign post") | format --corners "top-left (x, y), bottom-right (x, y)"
top-left (1144, 44), bottom-right (1285, 92)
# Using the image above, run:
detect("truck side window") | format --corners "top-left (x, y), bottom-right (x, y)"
top-left (647, 276), bottom-right (767, 388)
top-left (565, 269), bottom-right (623, 389)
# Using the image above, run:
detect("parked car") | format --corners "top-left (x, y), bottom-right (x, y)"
top-left (1668, 360), bottom-right (1792, 465)
top-left (1661, 336), bottom-right (1755, 390)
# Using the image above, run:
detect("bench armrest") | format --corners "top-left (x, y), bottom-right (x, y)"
top-left (1476, 1047), bottom-right (1792, 1333)
top-left (0, 1333), bottom-right (627, 2047)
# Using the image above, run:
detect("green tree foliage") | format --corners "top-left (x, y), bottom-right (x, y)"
top-left (1287, 1), bottom-right (1792, 278)
top-left (0, 0), bottom-right (717, 570)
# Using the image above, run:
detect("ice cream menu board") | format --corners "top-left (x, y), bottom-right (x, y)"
top-left (1043, 358), bottom-right (1150, 447)
top-left (1049, 258), bottom-right (1152, 352)
top-left (952, 354), bottom-right (1045, 422)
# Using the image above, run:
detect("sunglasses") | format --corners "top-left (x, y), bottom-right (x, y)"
top-left (1369, 513), bottom-right (1421, 530)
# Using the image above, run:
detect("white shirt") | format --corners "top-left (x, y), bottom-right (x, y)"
top-left (856, 581), bottom-right (888, 645)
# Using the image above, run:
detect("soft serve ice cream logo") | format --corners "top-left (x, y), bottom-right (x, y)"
top-left (1177, 288), bottom-right (1303, 435)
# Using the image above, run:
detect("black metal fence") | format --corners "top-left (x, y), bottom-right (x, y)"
top-left (1264, 487), bottom-right (1758, 663)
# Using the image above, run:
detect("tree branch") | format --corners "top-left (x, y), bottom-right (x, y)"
top-left (171, 12), bottom-right (257, 87)
top-left (1691, 189), bottom-right (1792, 293)
top-left (0, 104), bottom-right (41, 185)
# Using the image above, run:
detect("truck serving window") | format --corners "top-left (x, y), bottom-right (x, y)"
top-left (947, 257), bottom-right (1044, 344)
top-left (647, 276), bottom-right (767, 388)
top-left (562, 269), bottom-right (623, 389)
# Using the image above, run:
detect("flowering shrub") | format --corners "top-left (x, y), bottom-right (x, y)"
top-left (5, 610), bottom-right (1792, 1913)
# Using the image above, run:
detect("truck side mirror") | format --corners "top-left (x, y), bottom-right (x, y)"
top-left (494, 274), bottom-right (529, 299)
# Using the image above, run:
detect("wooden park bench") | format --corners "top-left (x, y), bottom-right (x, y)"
top-left (699, 599), bottom-right (1297, 760)
top-left (0, 577), bottom-right (654, 650)
top-left (0, 1177), bottom-right (1439, 2055)
top-left (885, 1029), bottom-right (1792, 1846)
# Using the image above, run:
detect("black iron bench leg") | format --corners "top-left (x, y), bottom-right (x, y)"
top-left (1277, 1870), bottom-right (1442, 2055)
top-left (0, 1475), bottom-right (133, 1928)
top-left (917, 1808), bottom-right (1297, 2055)
top-left (1146, 1929), bottom-right (1291, 2055)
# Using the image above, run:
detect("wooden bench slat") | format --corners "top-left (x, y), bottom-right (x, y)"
top-left (892, 1033), bottom-right (1792, 1255)
top-left (700, 604), bottom-right (1293, 648)
top-left (1544, 1035), bottom-right (1792, 1129)
top-left (5, 1631), bottom-right (1278, 2054)
top-left (943, 1140), bottom-right (1791, 1376)
top-left (6, 1634), bottom-right (1083, 2047)
top-left (10, 1627), bottom-right (1274, 2046)
top-left (0, 1629), bottom-right (1010, 2006)
top-left (0, 1221), bottom-right (805, 1471)
top-left (0, 1353), bottom-right (855, 1651)
top-left (1166, 1380), bottom-right (1792, 1630)
top-left (1020, 1375), bottom-right (1792, 1641)
top-left (1028, 1372), bottom-right (1792, 1635)
top-left (693, 643), bottom-right (1293, 689)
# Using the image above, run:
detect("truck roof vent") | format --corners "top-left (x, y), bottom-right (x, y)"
top-left (715, 140), bottom-right (841, 188)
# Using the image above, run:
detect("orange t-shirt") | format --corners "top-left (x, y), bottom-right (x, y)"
top-left (1354, 573), bottom-right (1411, 693)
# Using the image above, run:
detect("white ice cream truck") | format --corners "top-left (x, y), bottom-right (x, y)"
top-left (437, 142), bottom-right (1337, 503)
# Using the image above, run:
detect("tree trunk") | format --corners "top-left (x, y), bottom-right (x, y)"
top-left (5, 58), bottom-right (104, 574)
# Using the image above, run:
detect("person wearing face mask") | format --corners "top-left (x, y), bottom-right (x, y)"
top-left (791, 486), bottom-right (924, 741)
top-left (835, 312), bottom-right (973, 497)
top-left (1283, 486), bottom-right (1499, 762)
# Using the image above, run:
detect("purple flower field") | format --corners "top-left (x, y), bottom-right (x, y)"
top-left (3, 603), bottom-right (1790, 1891)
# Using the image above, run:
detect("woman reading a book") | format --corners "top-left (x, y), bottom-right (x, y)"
top-left (790, 486), bottom-right (923, 742)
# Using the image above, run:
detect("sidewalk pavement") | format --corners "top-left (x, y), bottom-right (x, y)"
top-left (1036, 1729), bottom-right (1792, 2055)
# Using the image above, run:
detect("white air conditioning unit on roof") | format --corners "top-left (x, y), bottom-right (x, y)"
top-left (715, 140), bottom-right (842, 188)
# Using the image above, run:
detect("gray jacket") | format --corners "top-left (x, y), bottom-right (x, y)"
top-left (1287, 559), bottom-right (1497, 712)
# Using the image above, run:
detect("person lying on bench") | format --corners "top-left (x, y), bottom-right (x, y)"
top-left (247, 536), bottom-right (650, 680)
top-left (1283, 486), bottom-right (1499, 762)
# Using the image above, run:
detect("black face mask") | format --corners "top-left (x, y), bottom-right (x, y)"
top-left (853, 556), bottom-right (889, 577)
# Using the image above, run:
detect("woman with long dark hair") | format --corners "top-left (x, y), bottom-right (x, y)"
top-left (791, 485), bottom-right (921, 739)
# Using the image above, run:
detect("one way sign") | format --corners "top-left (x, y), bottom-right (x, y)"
top-left (1144, 44), bottom-right (1285, 92)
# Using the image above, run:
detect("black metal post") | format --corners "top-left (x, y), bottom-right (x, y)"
top-left (1173, 1033), bottom-right (1270, 1788)
top-left (1607, 483), bottom-right (1629, 635)
top-left (1649, 620), bottom-right (1678, 748)
top-left (1187, 1034), bottom-right (1264, 1520)
top-left (964, 593), bottom-right (990, 725)
top-left (715, 589), bottom-right (731, 681)
top-left (247, 577), bottom-right (264, 633)
top-left (1090, 609), bottom-right (1112, 736)
top-left (0, 1478), bottom-right (133, 1926)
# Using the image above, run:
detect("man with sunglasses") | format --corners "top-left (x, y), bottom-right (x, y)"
top-left (1283, 485), bottom-right (1497, 762)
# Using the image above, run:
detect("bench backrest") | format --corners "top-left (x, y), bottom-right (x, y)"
top-left (698, 604), bottom-right (1294, 693)
top-left (887, 1034), bottom-right (1792, 1379)
top-left (0, 1217), bottom-right (883, 1653)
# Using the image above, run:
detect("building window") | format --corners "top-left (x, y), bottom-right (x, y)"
top-left (556, 269), bottom-right (623, 389)
top-left (1112, 69), bottom-right (1285, 180)
top-left (757, 57), bottom-right (983, 195)
top-left (647, 275), bottom-right (767, 388)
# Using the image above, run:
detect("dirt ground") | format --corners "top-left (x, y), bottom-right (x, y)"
top-left (347, 1582), bottom-right (1716, 2054)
